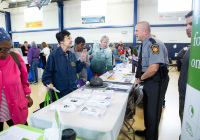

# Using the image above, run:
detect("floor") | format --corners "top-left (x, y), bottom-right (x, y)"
top-left (118, 68), bottom-right (181, 140)
top-left (3, 67), bottom-right (181, 140)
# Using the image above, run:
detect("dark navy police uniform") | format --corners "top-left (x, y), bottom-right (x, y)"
top-left (138, 35), bottom-right (169, 140)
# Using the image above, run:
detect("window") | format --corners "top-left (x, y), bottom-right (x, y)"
top-left (81, 0), bottom-right (107, 17)
top-left (24, 7), bottom-right (43, 22)
top-left (158, 0), bottom-right (192, 13)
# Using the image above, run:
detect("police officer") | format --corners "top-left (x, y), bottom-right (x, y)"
top-left (134, 21), bottom-right (169, 140)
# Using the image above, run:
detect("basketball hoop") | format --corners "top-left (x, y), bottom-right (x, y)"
top-left (33, 0), bottom-right (42, 10)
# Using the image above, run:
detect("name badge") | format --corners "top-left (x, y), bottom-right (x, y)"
top-left (71, 62), bottom-right (76, 66)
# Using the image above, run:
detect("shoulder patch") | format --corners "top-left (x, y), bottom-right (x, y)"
top-left (151, 44), bottom-right (159, 54)
top-left (149, 38), bottom-right (156, 44)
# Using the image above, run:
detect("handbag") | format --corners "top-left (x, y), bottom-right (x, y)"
top-left (77, 74), bottom-right (85, 88)
top-left (28, 66), bottom-right (34, 82)
top-left (38, 58), bottom-right (43, 68)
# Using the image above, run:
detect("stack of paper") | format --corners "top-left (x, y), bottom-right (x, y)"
top-left (121, 74), bottom-right (134, 83)
top-left (107, 84), bottom-right (130, 92)
top-left (87, 100), bottom-right (111, 108)
top-left (50, 104), bottom-right (77, 113)
top-left (62, 98), bottom-right (84, 107)
top-left (100, 72), bottom-right (114, 81)
top-left (92, 90), bottom-right (114, 96)
top-left (80, 107), bottom-right (105, 117)
top-left (71, 93), bottom-right (91, 99)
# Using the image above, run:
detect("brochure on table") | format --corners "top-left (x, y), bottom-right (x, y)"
top-left (48, 89), bottom-right (114, 117)
top-left (106, 83), bottom-right (132, 92)
top-left (114, 63), bottom-right (132, 74)
top-left (101, 72), bottom-right (135, 83)
top-left (77, 89), bottom-right (114, 96)
top-left (80, 106), bottom-right (105, 117)
top-left (50, 104), bottom-right (77, 113)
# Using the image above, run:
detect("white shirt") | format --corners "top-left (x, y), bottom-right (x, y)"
top-left (41, 47), bottom-right (50, 61)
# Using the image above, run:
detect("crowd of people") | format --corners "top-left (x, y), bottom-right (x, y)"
top-left (0, 10), bottom-right (193, 140)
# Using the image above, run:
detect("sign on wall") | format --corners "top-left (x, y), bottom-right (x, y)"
top-left (181, 0), bottom-right (200, 139)
top-left (82, 16), bottom-right (105, 24)
top-left (26, 21), bottom-right (42, 28)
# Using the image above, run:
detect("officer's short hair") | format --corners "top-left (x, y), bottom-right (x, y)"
top-left (185, 11), bottom-right (193, 18)
top-left (56, 30), bottom-right (71, 45)
top-left (75, 37), bottom-right (85, 44)
top-left (138, 21), bottom-right (151, 33)
top-left (100, 35), bottom-right (109, 42)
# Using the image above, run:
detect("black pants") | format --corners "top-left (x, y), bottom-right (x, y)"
top-left (143, 75), bottom-right (169, 140)
top-left (179, 99), bottom-right (185, 125)
top-left (177, 57), bottom-right (182, 71)
top-left (0, 119), bottom-right (28, 132)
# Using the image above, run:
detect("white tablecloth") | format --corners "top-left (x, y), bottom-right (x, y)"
top-left (29, 90), bottom-right (129, 140)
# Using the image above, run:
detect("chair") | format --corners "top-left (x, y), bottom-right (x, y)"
top-left (120, 83), bottom-right (143, 140)
top-left (169, 58), bottom-right (177, 70)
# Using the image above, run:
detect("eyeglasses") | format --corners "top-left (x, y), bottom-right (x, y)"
top-left (0, 48), bottom-right (11, 53)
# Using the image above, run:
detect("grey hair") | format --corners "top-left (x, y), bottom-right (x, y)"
top-left (109, 43), bottom-right (115, 48)
top-left (100, 35), bottom-right (109, 42)
top-left (31, 41), bottom-right (37, 47)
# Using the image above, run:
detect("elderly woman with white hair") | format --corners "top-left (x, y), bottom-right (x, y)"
top-left (27, 41), bottom-right (40, 84)
top-left (88, 35), bottom-right (114, 76)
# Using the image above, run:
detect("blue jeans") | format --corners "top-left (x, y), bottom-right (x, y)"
top-left (31, 61), bottom-right (39, 82)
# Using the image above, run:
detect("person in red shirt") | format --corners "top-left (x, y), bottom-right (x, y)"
top-left (119, 47), bottom-right (124, 56)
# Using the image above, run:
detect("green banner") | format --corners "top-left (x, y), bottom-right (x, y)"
top-left (181, 1), bottom-right (200, 139)
top-left (188, 2), bottom-right (200, 91)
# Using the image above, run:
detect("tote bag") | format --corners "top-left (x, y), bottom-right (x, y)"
top-left (28, 66), bottom-right (34, 82)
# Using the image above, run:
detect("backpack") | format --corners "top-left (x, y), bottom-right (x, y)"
top-left (10, 51), bottom-right (21, 69)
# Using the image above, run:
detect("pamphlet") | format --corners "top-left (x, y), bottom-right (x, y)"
top-left (92, 90), bottom-right (114, 96)
top-left (50, 104), bottom-right (77, 113)
top-left (91, 95), bottom-right (112, 102)
top-left (100, 72), bottom-right (114, 81)
top-left (62, 98), bottom-right (84, 106)
top-left (107, 84), bottom-right (130, 92)
top-left (87, 100), bottom-right (110, 108)
top-left (46, 85), bottom-right (60, 93)
top-left (80, 107), bottom-right (105, 117)
top-left (71, 93), bottom-right (91, 99)
top-left (78, 88), bottom-right (93, 94)
top-left (121, 74), bottom-right (134, 83)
